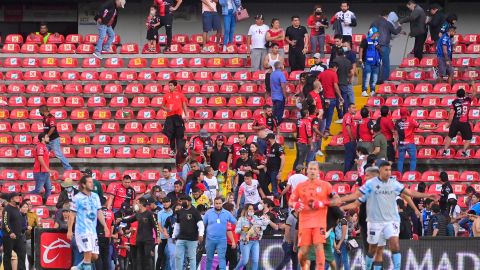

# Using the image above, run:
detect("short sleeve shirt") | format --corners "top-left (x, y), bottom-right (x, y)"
top-left (71, 192), bottom-right (101, 235)
top-left (297, 118), bottom-right (312, 144)
top-left (318, 69), bottom-right (338, 99)
top-left (342, 113), bottom-right (357, 143)
top-left (43, 114), bottom-right (59, 140)
top-left (266, 143), bottom-right (284, 171)
top-left (33, 143), bottom-right (49, 173)
top-left (285, 25), bottom-right (308, 50)
top-left (307, 15), bottom-right (329, 36)
top-left (111, 185), bottom-right (136, 210)
top-left (239, 180), bottom-right (261, 204)
top-left (436, 33), bottom-right (452, 59)
top-left (451, 97), bottom-right (472, 123)
top-left (395, 117), bottom-right (420, 144)
top-left (248, 24), bottom-right (269, 49)
top-left (359, 177), bottom-right (404, 223)
top-left (162, 91), bottom-right (187, 117)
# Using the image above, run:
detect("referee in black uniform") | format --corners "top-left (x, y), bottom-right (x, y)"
top-left (2, 192), bottom-right (26, 270)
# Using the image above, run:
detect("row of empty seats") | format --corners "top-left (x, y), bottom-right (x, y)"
top-left (400, 56), bottom-right (480, 68)
top-left (389, 69), bottom-right (480, 81)
top-left (367, 95), bottom-right (480, 107)
top-left (331, 134), bottom-right (480, 147)
top-left (376, 82), bottom-right (477, 95)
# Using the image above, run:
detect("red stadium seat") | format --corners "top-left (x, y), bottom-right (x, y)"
top-left (120, 43), bottom-right (139, 54)
top-left (185, 122), bottom-right (201, 133)
top-left (176, 71), bottom-right (194, 81)
top-left (70, 109), bottom-right (89, 120)
top-left (128, 57), bottom-right (147, 68)
top-left (194, 71), bottom-right (213, 81)
top-left (389, 70), bottom-right (407, 81)
top-left (220, 122), bottom-right (240, 133)
top-left (433, 83), bottom-right (451, 94)
top-left (417, 148), bottom-right (437, 159)
top-left (226, 57), bottom-right (244, 68)
top-left (38, 57), bottom-right (57, 68)
top-left (7, 83), bottom-right (25, 93)
top-left (367, 97), bottom-right (384, 107)
top-left (95, 146), bottom-right (115, 158)
top-left (213, 109), bottom-right (232, 120)
top-left (157, 71), bottom-right (175, 80)
top-left (65, 34), bottom-right (82, 44)
top-left (80, 70), bottom-right (99, 81)
top-left (63, 170), bottom-right (82, 181)
top-left (5, 70), bottom-right (22, 81)
top-left (234, 71), bottom-right (252, 81)
top-left (150, 57), bottom-right (168, 68)
top-left (116, 147), bottom-right (135, 158)
top-left (39, 44), bottom-right (57, 54)
top-left (207, 58), bottom-right (225, 68)
top-left (24, 70), bottom-right (42, 80)
top-left (130, 134), bottom-right (149, 145)
top-left (8, 96), bottom-right (27, 107)
top-left (65, 96), bottom-right (85, 107)
top-left (61, 70), bottom-right (80, 81)
top-left (144, 83), bottom-right (163, 94)
top-left (2, 43), bottom-right (20, 53)
top-left (27, 96), bottom-right (46, 107)
top-left (76, 43), bottom-right (94, 54)
top-left (227, 96), bottom-right (246, 107)
top-left (20, 43), bottom-right (39, 53)
top-left (0, 122), bottom-right (11, 133)
top-left (467, 44), bottom-right (480, 54)
top-left (6, 34), bottom-right (23, 44)
top-left (385, 96), bottom-right (403, 107)
top-left (124, 122), bottom-right (143, 133)
top-left (77, 146), bottom-right (97, 158)
top-left (333, 184), bottom-right (351, 195)
top-left (429, 109), bottom-right (448, 120)
top-left (220, 83), bottom-right (239, 94)
top-left (119, 70), bottom-right (138, 81)
top-left (400, 57), bottom-right (419, 68)
top-left (181, 43), bottom-right (201, 53)
top-left (199, 83), bottom-right (218, 94)
top-left (150, 134), bottom-right (169, 145)
top-left (76, 122), bottom-right (96, 133)
top-left (111, 135), bottom-right (130, 145)
top-left (325, 171), bottom-right (344, 182)
top-left (422, 97), bottom-right (440, 107)
top-left (188, 58), bottom-right (206, 68)
top-left (239, 122), bottom-right (254, 133)
top-left (279, 122), bottom-right (296, 133)
top-left (402, 171), bottom-right (422, 182)
top-left (72, 134), bottom-right (90, 145)
top-left (213, 71), bottom-right (233, 81)
top-left (42, 70), bottom-right (61, 81)
top-left (92, 134), bottom-right (111, 145)
top-left (202, 43), bottom-right (220, 53)
top-left (0, 169), bottom-right (19, 181)
top-left (419, 57), bottom-right (437, 68)
top-left (115, 108), bottom-right (133, 120)
top-left (170, 57), bottom-right (187, 68)
top-left (189, 96), bottom-right (207, 107)
top-left (246, 96), bottom-right (265, 107)
top-left (4, 57), bottom-right (22, 68)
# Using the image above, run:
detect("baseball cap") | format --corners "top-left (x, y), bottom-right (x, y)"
top-left (399, 108), bottom-right (409, 118)
top-left (7, 192), bottom-right (21, 201)
top-left (218, 161), bottom-right (228, 173)
top-left (199, 129), bottom-right (210, 137)
top-left (313, 53), bottom-right (321, 59)
top-left (265, 133), bottom-right (276, 140)
top-left (61, 178), bottom-right (75, 188)
top-left (255, 14), bottom-right (264, 20)
top-left (239, 148), bottom-right (248, 154)
top-left (216, 134), bottom-right (225, 141)
top-left (162, 197), bottom-right (172, 203)
top-left (81, 169), bottom-right (93, 176)
top-left (448, 193), bottom-right (457, 200)
top-left (295, 164), bottom-right (305, 172)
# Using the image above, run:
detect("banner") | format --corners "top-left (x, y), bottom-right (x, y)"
top-left (35, 229), bottom-right (72, 270)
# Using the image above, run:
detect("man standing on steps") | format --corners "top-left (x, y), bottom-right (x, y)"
top-left (154, 0), bottom-right (183, 52)
top-left (32, 133), bottom-right (53, 204)
top-left (342, 103), bottom-right (357, 173)
top-left (399, 0), bottom-right (427, 60)
top-left (285, 15), bottom-right (309, 71)
top-left (93, 0), bottom-right (125, 59)
top-left (247, 14), bottom-right (269, 71)
top-left (39, 105), bottom-right (73, 171)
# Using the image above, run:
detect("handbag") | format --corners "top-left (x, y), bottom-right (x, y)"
top-left (346, 239), bottom-right (359, 251)
top-left (235, 7), bottom-right (249, 22)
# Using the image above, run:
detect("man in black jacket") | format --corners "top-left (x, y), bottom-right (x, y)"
top-left (399, 0), bottom-right (427, 60)
top-left (93, 0), bottom-right (125, 59)
top-left (427, 3), bottom-right (445, 43)
top-left (2, 193), bottom-right (26, 270)
top-left (56, 178), bottom-right (79, 209)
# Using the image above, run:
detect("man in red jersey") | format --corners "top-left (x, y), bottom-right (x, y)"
top-left (395, 108), bottom-right (436, 173)
top-left (161, 80), bottom-right (189, 158)
top-left (107, 175), bottom-right (136, 213)
top-left (306, 103), bottom-right (323, 164)
top-left (318, 62), bottom-right (344, 136)
top-left (342, 103), bottom-right (357, 173)
top-left (293, 109), bottom-right (312, 170)
top-left (227, 133), bottom-right (249, 169)
top-left (289, 161), bottom-right (339, 270)
top-left (357, 106), bottom-right (375, 152)
top-left (252, 105), bottom-right (278, 153)
top-left (377, 105), bottom-right (396, 162)
top-left (153, 0), bottom-right (183, 52)
top-left (441, 87), bottom-right (477, 157)
top-left (32, 133), bottom-right (53, 203)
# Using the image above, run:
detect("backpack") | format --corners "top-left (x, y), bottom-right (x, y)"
top-left (365, 38), bottom-right (380, 66)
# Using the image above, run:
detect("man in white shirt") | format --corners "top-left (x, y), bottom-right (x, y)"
top-left (278, 164), bottom-right (308, 198)
top-left (334, 1), bottom-right (356, 43)
top-left (247, 14), bottom-right (270, 71)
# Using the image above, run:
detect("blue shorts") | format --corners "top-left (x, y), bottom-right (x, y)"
top-left (202, 11), bottom-right (222, 32)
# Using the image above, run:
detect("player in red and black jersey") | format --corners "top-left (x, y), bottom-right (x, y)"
top-left (227, 133), bottom-right (250, 169)
top-left (153, 0), bottom-right (183, 52)
top-left (293, 109), bottom-right (312, 171)
top-left (442, 88), bottom-right (477, 157)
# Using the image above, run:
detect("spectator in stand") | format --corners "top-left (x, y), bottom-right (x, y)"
top-left (185, 170), bottom-right (209, 196)
top-left (285, 16), bottom-right (309, 71)
top-left (39, 105), bottom-right (73, 171)
top-left (81, 169), bottom-right (103, 199)
top-left (306, 99), bottom-right (323, 163)
top-left (29, 22), bottom-right (60, 44)
top-left (31, 133), bottom-right (53, 203)
top-left (249, 143), bottom-right (268, 195)
top-left (447, 193), bottom-right (461, 236)
top-left (330, 34), bottom-right (343, 63)
top-left (427, 4), bottom-right (445, 45)
top-left (209, 135), bottom-right (229, 172)
top-left (439, 171), bottom-right (453, 214)
top-left (427, 203), bottom-right (448, 237)
top-left (173, 196), bottom-right (204, 270)
top-left (309, 53), bottom-right (328, 77)
top-left (218, 0), bottom-right (241, 52)
top-left (54, 205), bottom-right (70, 229)
top-left (293, 109), bottom-right (312, 171)
top-left (359, 26), bottom-right (382, 97)
top-left (234, 149), bottom-right (259, 195)
top-left (421, 198), bottom-right (434, 236)
top-left (237, 172), bottom-right (265, 209)
top-left (191, 129), bottom-right (214, 156)
top-left (355, 147), bottom-right (369, 178)
top-left (201, 0), bottom-right (222, 52)
top-left (156, 166), bottom-right (176, 194)
top-left (370, 10), bottom-right (402, 84)
top-left (192, 187), bottom-right (211, 208)
top-left (222, 202), bottom-right (238, 269)
top-left (442, 87), bottom-right (476, 157)
top-left (107, 175), bottom-right (136, 213)
top-left (394, 108), bottom-right (436, 173)
top-left (342, 39), bottom-right (357, 65)
top-left (2, 193), bottom-right (26, 270)
top-left (93, 0), bottom-right (124, 59)
top-left (266, 18), bottom-right (286, 56)
top-left (56, 178), bottom-right (79, 209)
top-left (204, 197), bottom-right (237, 270)
top-left (399, 0), bottom-right (427, 60)
top-left (247, 14), bottom-right (269, 71)
top-left (372, 124), bottom-right (388, 160)
top-left (279, 164), bottom-right (307, 198)
top-left (162, 80), bottom-right (189, 160)
top-left (166, 180), bottom-right (186, 204)
top-left (183, 159), bottom-right (201, 184)
top-left (265, 133), bottom-right (285, 197)
top-left (357, 107), bottom-right (375, 153)
top-left (275, 210), bottom-right (298, 270)
top-left (270, 61), bottom-right (288, 124)
top-left (204, 166), bottom-right (219, 203)
top-left (465, 186), bottom-right (476, 210)
top-left (318, 62), bottom-right (343, 136)
top-left (333, 2), bottom-right (356, 43)
top-left (96, 197), bottom-right (114, 270)
top-left (397, 199), bottom-right (413, 239)
top-left (468, 210), bottom-right (480, 237)
top-left (154, 0), bottom-right (183, 52)
top-left (333, 49), bottom-right (354, 118)
top-left (252, 105), bottom-right (278, 154)
top-left (436, 26), bottom-right (455, 85)
top-left (156, 198), bottom-right (173, 270)
top-left (263, 44), bottom-right (284, 101)
top-left (145, 6), bottom-right (161, 52)
top-left (342, 103), bottom-right (357, 173)
top-left (377, 106), bottom-right (396, 162)
top-left (334, 215), bottom-right (350, 270)
top-left (439, 13), bottom-right (458, 37)
top-left (228, 133), bottom-right (250, 169)
top-left (307, 5), bottom-right (329, 57)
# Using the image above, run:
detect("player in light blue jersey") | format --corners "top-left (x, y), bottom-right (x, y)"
top-left (67, 176), bottom-right (109, 270)
top-left (339, 160), bottom-right (435, 270)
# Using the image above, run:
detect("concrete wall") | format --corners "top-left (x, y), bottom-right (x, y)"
top-left (77, 1), bottom-right (480, 65)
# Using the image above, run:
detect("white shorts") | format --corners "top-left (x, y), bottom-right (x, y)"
top-left (75, 233), bottom-right (99, 254)
top-left (367, 221), bottom-right (400, 246)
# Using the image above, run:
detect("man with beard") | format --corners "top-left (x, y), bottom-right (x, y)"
top-left (203, 197), bottom-right (237, 269)
top-left (156, 198), bottom-right (173, 270)
top-left (228, 133), bottom-right (250, 169)
top-left (95, 196), bottom-right (114, 270)
top-left (107, 175), bottom-right (136, 214)
top-left (2, 193), bottom-right (26, 270)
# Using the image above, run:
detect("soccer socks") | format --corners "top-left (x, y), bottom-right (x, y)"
top-left (392, 252), bottom-right (402, 270)
top-left (365, 254), bottom-right (374, 270)
top-left (373, 262), bottom-right (383, 270)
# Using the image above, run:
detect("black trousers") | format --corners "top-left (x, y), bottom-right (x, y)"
top-left (3, 234), bottom-right (26, 270)
top-left (160, 15), bottom-right (173, 47)
top-left (156, 239), bottom-right (168, 270)
top-left (129, 246), bottom-right (137, 270)
top-left (136, 240), bottom-right (155, 270)
top-left (95, 236), bottom-right (110, 270)
top-left (387, 140), bottom-right (395, 163)
top-left (413, 33), bottom-right (427, 60)
top-left (226, 244), bottom-right (238, 270)
top-left (288, 48), bottom-right (306, 71)
top-left (163, 114), bottom-right (185, 154)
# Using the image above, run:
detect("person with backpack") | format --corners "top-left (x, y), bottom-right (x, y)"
top-left (359, 26), bottom-right (381, 97)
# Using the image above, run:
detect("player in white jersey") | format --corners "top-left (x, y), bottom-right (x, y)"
top-left (67, 176), bottom-right (109, 270)
top-left (339, 160), bottom-right (435, 270)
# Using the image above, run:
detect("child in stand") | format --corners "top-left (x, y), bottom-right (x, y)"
top-left (146, 6), bottom-right (161, 52)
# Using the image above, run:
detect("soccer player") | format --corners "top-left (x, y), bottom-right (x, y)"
top-left (288, 161), bottom-right (339, 270)
top-left (67, 176), bottom-right (109, 270)
top-left (340, 160), bottom-right (435, 270)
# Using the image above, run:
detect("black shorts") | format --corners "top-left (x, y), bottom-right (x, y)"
top-left (448, 121), bottom-right (472, 140)
top-left (147, 28), bottom-right (158, 41)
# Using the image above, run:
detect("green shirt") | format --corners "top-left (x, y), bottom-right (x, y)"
top-left (93, 180), bottom-right (104, 198)
top-left (373, 133), bottom-right (387, 160)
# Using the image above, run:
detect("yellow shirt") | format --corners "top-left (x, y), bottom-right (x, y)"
top-left (192, 194), bottom-right (210, 208)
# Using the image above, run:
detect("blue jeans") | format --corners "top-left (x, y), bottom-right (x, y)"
top-left (223, 10), bottom-right (236, 45)
top-left (275, 242), bottom-right (298, 270)
top-left (362, 64), bottom-right (379, 93)
top-left (310, 35), bottom-right (326, 57)
top-left (267, 170), bottom-right (279, 196)
top-left (206, 238), bottom-right (228, 269)
top-left (340, 84), bottom-right (354, 114)
top-left (32, 172), bottom-right (51, 202)
top-left (175, 240), bottom-right (197, 270)
top-left (397, 143), bottom-right (417, 173)
top-left (95, 24), bottom-right (115, 54)
top-left (293, 143), bottom-right (309, 170)
top-left (380, 45), bottom-right (391, 82)
top-left (47, 137), bottom-right (72, 170)
top-left (325, 98), bottom-right (338, 131)
top-left (273, 99), bottom-right (285, 124)
top-left (257, 138), bottom-right (267, 154)
top-left (334, 242), bottom-right (350, 270)
top-left (235, 240), bottom-right (259, 270)
top-left (306, 140), bottom-right (321, 164)
top-left (167, 238), bottom-right (176, 270)
top-left (344, 141), bottom-right (357, 173)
